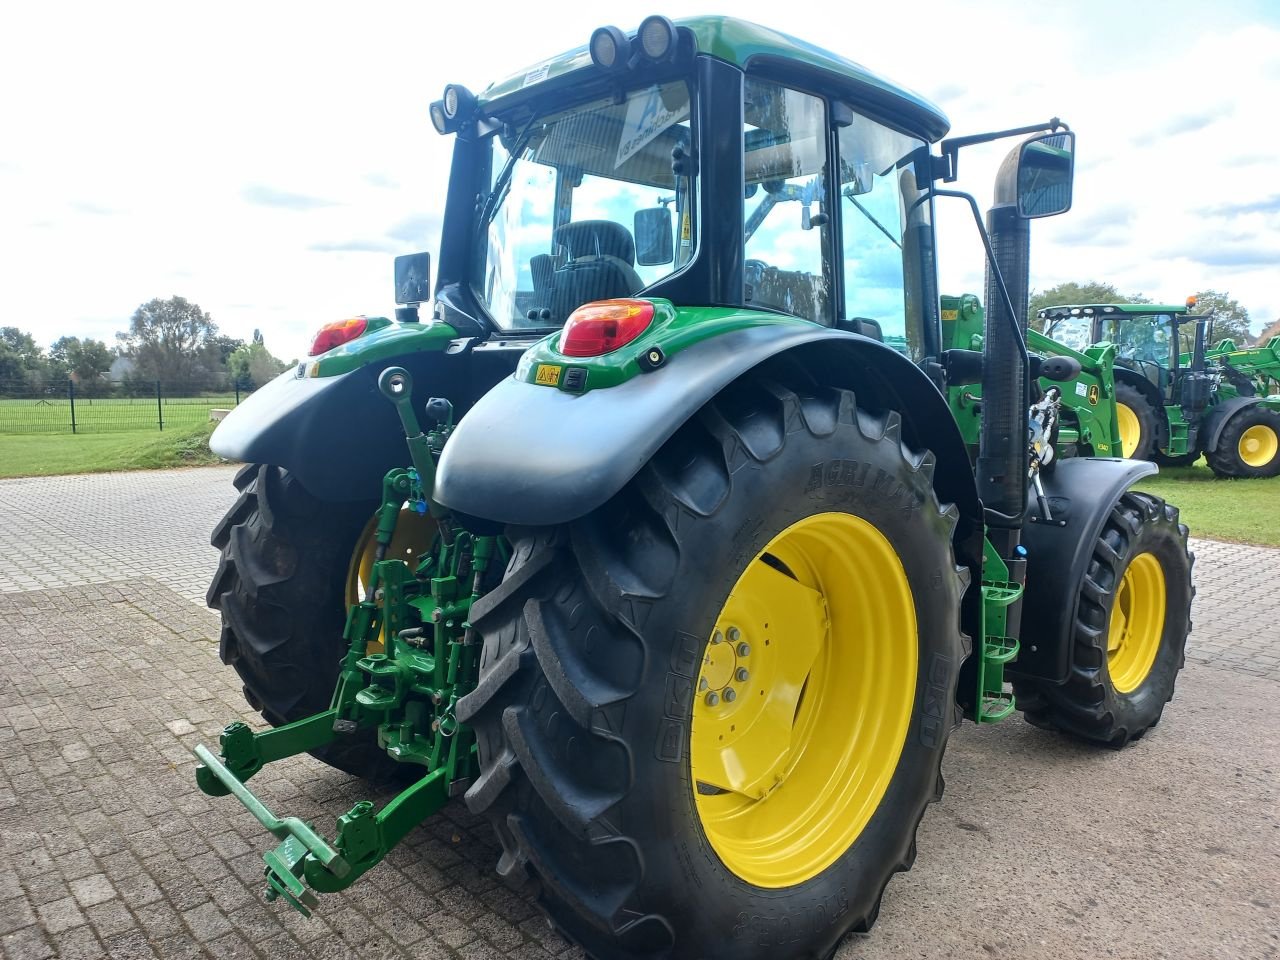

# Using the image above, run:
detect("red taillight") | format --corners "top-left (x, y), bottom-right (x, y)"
top-left (559, 299), bottom-right (655, 357)
top-left (308, 317), bottom-right (369, 356)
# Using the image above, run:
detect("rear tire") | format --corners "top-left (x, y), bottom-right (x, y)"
top-left (1115, 382), bottom-right (1159, 461)
top-left (458, 369), bottom-right (968, 960)
top-left (1013, 491), bottom-right (1193, 747)
top-left (1153, 449), bottom-right (1199, 468)
top-left (206, 463), bottom-right (398, 780)
top-left (1205, 406), bottom-right (1280, 478)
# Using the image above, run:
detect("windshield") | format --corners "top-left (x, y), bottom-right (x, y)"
top-left (1044, 313), bottom-right (1094, 351)
top-left (475, 80), bottom-right (695, 330)
top-left (1101, 314), bottom-right (1175, 366)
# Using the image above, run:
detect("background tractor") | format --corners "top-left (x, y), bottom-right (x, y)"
top-left (195, 16), bottom-right (1193, 959)
top-left (1041, 300), bottom-right (1280, 476)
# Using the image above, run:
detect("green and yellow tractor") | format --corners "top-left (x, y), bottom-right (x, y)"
top-left (195, 17), bottom-right (1194, 959)
top-left (1041, 300), bottom-right (1280, 476)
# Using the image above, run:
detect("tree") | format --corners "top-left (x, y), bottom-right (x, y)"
top-left (208, 334), bottom-right (246, 374)
top-left (1028, 282), bottom-right (1151, 329)
top-left (227, 340), bottom-right (290, 390)
top-left (0, 327), bottom-right (49, 390)
top-left (49, 336), bottom-right (114, 392)
top-left (117, 296), bottom-right (220, 388)
top-left (1191, 289), bottom-right (1251, 346)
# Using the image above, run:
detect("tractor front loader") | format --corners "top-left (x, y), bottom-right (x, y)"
top-left (1041, 299), bottom-right (1280, 476)
top-left (195, 17), bottom-right (1193, 959)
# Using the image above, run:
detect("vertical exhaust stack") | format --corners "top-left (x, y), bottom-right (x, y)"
top-left (978, 148), bottom-right (1031, 528)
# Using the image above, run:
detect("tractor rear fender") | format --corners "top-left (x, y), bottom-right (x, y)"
top-left (1011, 457), bottom-right (1158, 684)
top-left (209, 346), bottom-right (515, 502)
top-left (436, 323), bottom-right (985, 571)
top-left (1201, 395), bottom-right (1272, 453)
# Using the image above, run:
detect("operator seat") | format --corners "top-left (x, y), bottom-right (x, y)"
top-left (548, 220), bottom-right (644, 322)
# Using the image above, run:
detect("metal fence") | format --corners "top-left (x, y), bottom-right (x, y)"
top-left (0, 379), bottom-right (257, 435)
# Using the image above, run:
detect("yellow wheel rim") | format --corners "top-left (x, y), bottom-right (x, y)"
top-left (345, 508), bottom-right (437, 652)
top-left (1238, 424), bottom-right (1279, 468)
top-left (690, 512), bottom-right (917, 888)
top-left (1106, 552), bottom-right (1166, 694)
top-left (1116, 402), bottom-right (1141, 458)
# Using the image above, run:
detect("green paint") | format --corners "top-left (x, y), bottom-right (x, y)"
top-left (941, 294), bottom-right (1121, 456)
top-left (975, 537), bottom-right (1020, 723)
top-left (479, 17), bottom-right (948, 140)
top-left (515, 299), bottom-right (813, 393)
top-left (195, 381), bottom-right (501, 913)
top-left (306, 319), bottom-right (459, 377)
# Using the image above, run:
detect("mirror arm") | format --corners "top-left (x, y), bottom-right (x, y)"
top-left (932, 188), bottom-right (1028, 384)
top-left (937, 118), bottom-right (1069, 183)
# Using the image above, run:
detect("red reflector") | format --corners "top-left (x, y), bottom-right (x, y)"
top-left (308, 317), bottom-right (369, 356)
top-left (559, 299), bottom-right (655, 357)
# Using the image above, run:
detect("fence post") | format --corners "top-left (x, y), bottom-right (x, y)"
top-left (156, 380), bottom-right (164, 431)
top-left (235, 382), bottom-right (240, 405)
top-left (68, 379), bottom-right (77, 434)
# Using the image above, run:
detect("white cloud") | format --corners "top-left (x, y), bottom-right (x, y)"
top-left (2, 0), bottom-right (1278, 366)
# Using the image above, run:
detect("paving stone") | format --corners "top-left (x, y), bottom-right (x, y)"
top-left (68, 873), bottom-right (115, 908)
top-left (0, 468), bottom-right (1277, 959)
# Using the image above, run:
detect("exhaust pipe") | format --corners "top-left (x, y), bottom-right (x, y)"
top-left (978, 148), bottom-right (1030, 529)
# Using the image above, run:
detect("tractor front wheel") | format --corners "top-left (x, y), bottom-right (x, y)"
top-left (1115, 382), bottom-right (1159, 461)
top-left (458, 370), bottom-right (968, 960)
top-left (1205, 406), bottom-right (1280, 478)
top-left (1013, 491), bottom-right (1192, 747)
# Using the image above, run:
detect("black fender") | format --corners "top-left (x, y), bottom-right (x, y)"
top-left (1011, 456), bottom-right (1158, 683)
top-left (435, 323), bottom-right (985, 574)
top-left (210, 349), bottom-right (478, 502)
top-left (1201, 395), bottom-right (1267, 454)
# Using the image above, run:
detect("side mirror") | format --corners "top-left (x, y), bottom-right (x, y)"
top-left (1016, 132), bottom-right (1075, 218)
top-left (634, 207), bottom-right (674, 266)
top-left (394, 252), bottom-right (431, 305)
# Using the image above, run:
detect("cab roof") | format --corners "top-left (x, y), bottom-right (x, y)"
top-left (478, 16), bottom-right (950, 142)
top-left (1038, 303), bottom-right (1190, 317)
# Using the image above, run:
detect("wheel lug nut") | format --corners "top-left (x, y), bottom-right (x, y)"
top-left (699, 677), bottom-right (709, 690)
top-left (736, 668), bottom-right (749, 682)
top-left (711, 630), bottom-right (723, 645)
top-left (727, 626), bottom-right (741, 643)
top-left (723, 688), bottom-right (737, 702)
top-left (737, 642), bottom-right (750, 657)
top-left (705, 692), bottom-right (720, 706)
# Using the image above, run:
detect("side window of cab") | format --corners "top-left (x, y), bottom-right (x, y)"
top-left (742, 78), bottom-right (833, 324)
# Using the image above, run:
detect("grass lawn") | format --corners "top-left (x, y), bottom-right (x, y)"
top-left (0, 394), bottom-right (238, 434)
top-left (1134, 459), bottom-right (1280, 548)
top-left (0, 422), bottom-right (221, 479)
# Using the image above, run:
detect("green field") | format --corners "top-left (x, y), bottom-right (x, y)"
top-left (1133, 460), bottom-right (1279, 548)
top-left (0, 394), bottom-right (239, 435)
top-left (0, 422), bottom-right (221, 478)
top-left (0, 419), bottom-right (1273, 547)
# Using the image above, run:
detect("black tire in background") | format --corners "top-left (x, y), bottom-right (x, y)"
top-left (1205, 405), bottom-right (1280, 478)
top-left (1014, 491), bottom-right (1193, 747)
top-left (1114, 381), bottom-right (1160, 461)
top-left (458, 367), bottom-right (968, 960)
top-left (206, 463), bottom-right (394, 779)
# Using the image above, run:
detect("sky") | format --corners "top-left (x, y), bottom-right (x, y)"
top-left (3, 0), bottom-right (1278, 361)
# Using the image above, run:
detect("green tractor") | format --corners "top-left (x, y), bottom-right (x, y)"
top-left (1040, 299), bottom-right (1280, 476)
top-left (195, 17), bottom-right (1193, 959)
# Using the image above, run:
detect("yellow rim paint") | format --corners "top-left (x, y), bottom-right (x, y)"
top-left (1238, 423), bottom-right (1279, 468)
top-left (345, 509), bottom-right (437, 652)
top-left (1106, 552), bottom-right (1166, 694)
top-left (1116, 402), bottom-right (1141, 459)
top-left (690, 512), bottom-right (917, 888)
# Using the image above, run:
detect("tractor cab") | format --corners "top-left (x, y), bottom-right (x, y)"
top-left (1040, 301), bottom-right (1205, 403)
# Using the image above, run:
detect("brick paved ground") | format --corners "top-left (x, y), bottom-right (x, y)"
top-left (0, 467), bottom-right (1277, 959)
